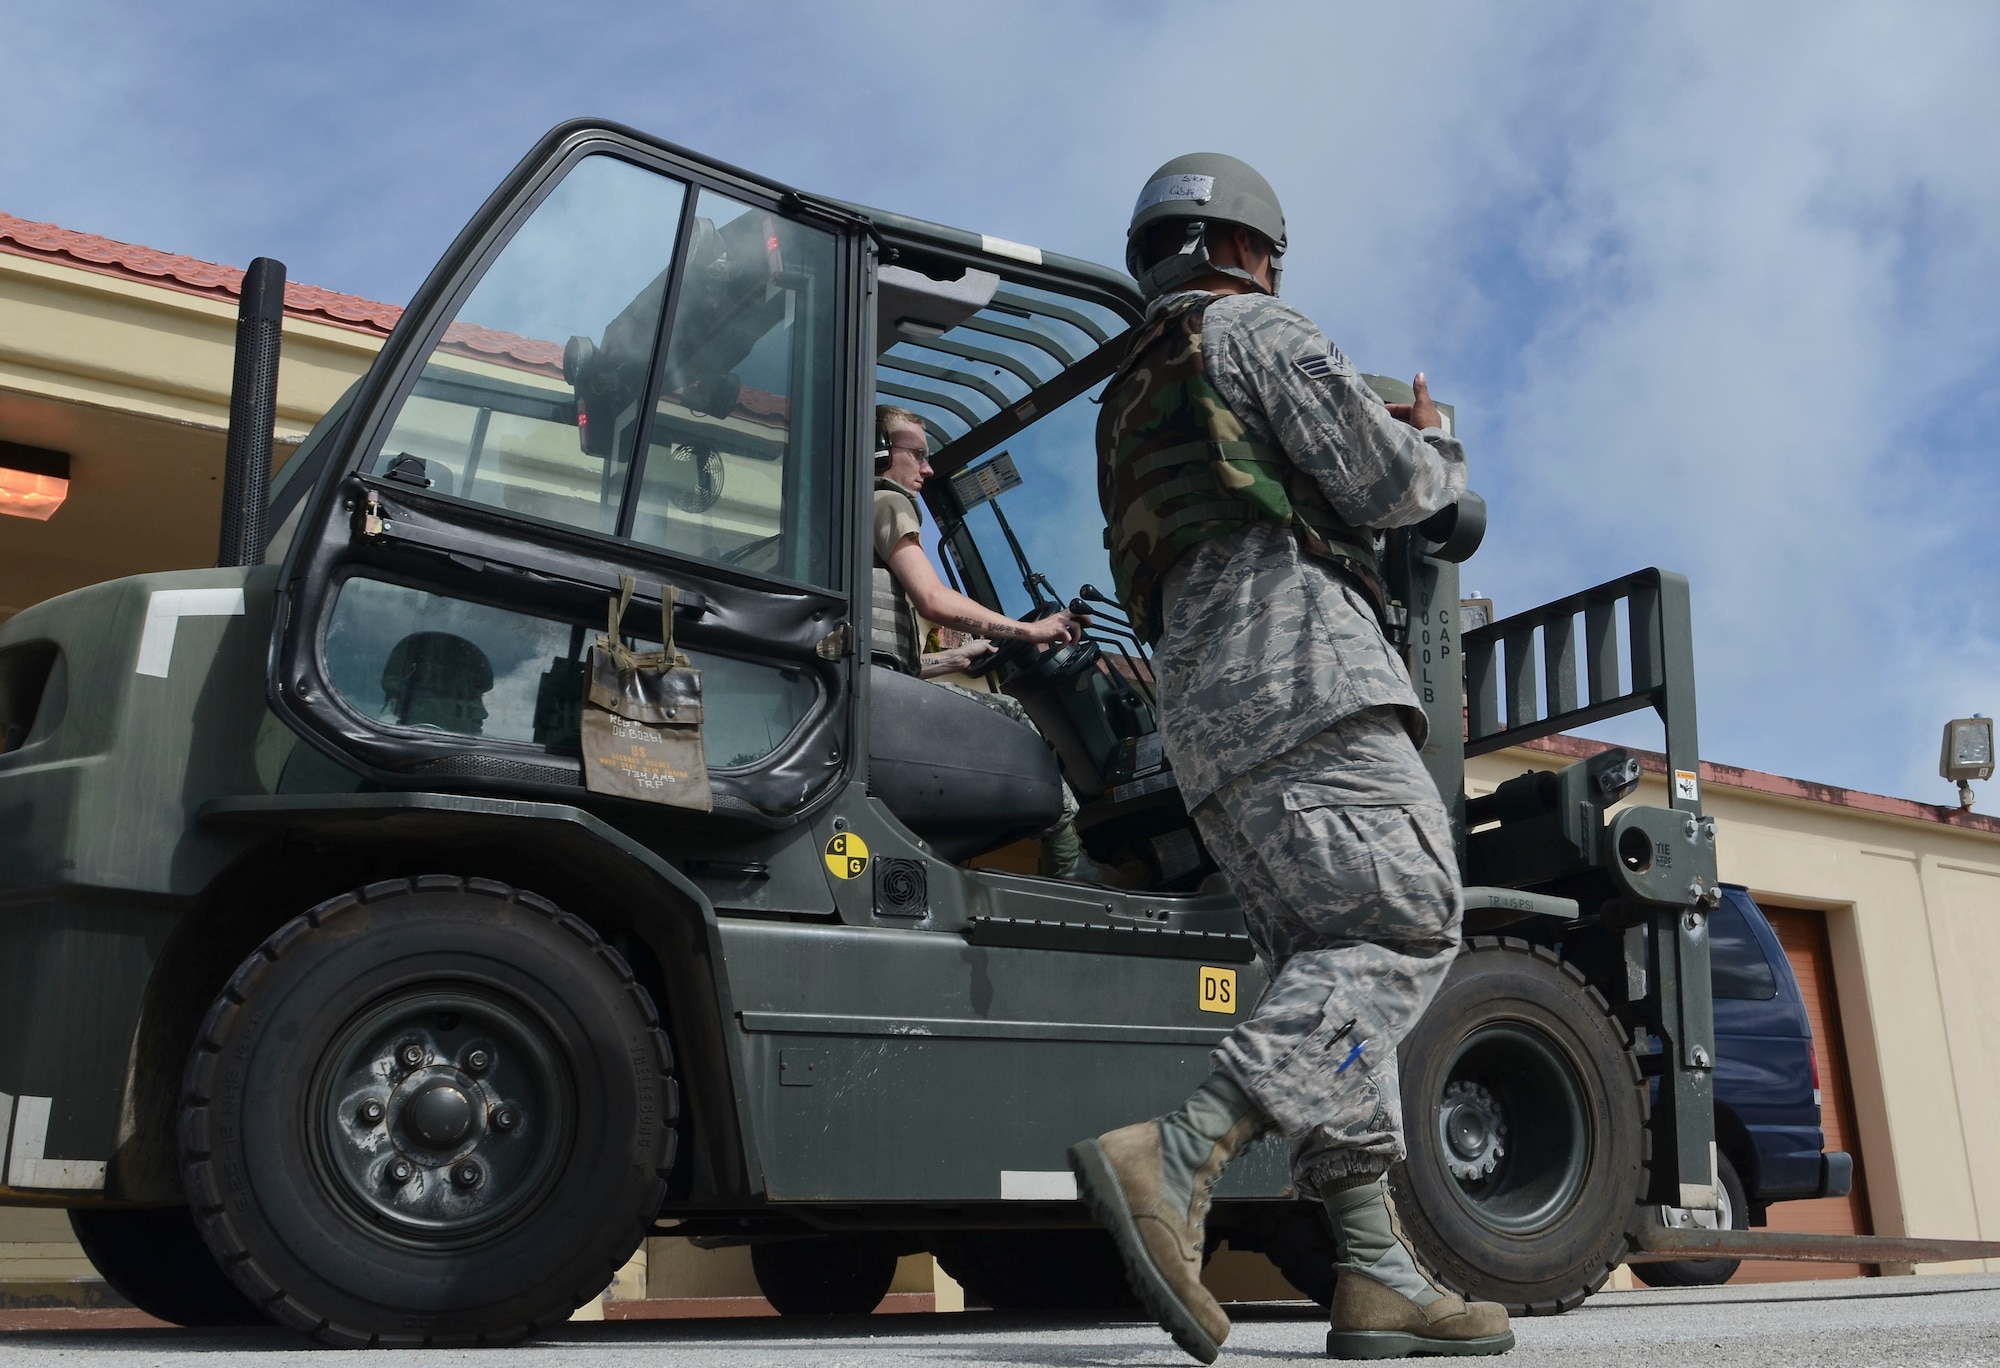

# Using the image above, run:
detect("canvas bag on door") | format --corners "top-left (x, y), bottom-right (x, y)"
top-left (580, 575), bottom-right (712, 811)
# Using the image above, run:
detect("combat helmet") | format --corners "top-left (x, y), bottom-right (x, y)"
top-left (1126, 153), bottom-right (1287, 301)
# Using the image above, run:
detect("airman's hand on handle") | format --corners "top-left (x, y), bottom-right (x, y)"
top-left (933, 638), bottom-right (996, 673)
top-left (1384, 372), bottom-right (1443, 433)
top-left (1028, 609), bottom-right (1085, 647)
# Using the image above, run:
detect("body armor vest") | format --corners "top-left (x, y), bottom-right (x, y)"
top-left (871, 479), bottom-right (922, 673)
top-left (1096, 294), bottom-right (1381, 645)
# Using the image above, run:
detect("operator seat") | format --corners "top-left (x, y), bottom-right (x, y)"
top-left (867, 666), bottom-right (1062, 861)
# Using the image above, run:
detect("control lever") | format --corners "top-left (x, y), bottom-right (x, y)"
top-left (1068, 594), bottom-right (1153, 712)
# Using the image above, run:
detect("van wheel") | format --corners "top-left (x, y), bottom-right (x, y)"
top-left (929, 1230), bottom-right (1138, 1310)
top-left (1631, 1153), bottom-right (1748, 1288)
top-left (180, 877), bottom-right (677, 1347)
top-left (1390, 937), bottom-right (1647, 1314)
top-left (751, 1236), bottom-right (899, 1314)
top-left (68, 1206), bottom-right (267, 1326)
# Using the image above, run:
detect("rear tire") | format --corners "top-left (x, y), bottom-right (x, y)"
top-left (929, 1230), bottom-right (1138, 1311)
top-left (1252, 1203), bottom-right (1338, 1309)
top-left (751, 1236), bottom-right (898, 1315)
top-left (180, 877), bottom-right (677, 1346)
top-left (1631, 1153), bottom-right (1748, 1288)
top-left (1391, 937), bottom-right (1647, 1314)
top-left (68, 1206), bottom-right (266, 1327)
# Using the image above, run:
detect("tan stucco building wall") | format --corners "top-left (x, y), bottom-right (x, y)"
top-left (1468, 744), bottom-right (2000, 1274)
top-left (0, 238), bottom-right (385, 622)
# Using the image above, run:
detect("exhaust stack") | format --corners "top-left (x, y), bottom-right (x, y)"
top-left (216, 256), bottom-right (286, 567)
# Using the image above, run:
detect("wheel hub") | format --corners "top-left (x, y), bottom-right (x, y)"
top-left (1439, 1079), bottom-right (1507, 1181)
top-left (1435, 1022), bottom-right (1592, 1236)
top-left (313, 990), bottom-right (572, 1241)
top-left (403, 1081), bottom-right (474, 1149)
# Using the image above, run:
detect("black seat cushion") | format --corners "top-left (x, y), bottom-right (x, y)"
top-left (868, 666), bottom-right (1062, 861)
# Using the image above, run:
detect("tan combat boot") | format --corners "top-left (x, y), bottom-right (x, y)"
top-left (1069, 1075), bottom-right (1264, 1365)
top-left (1323, 1176), bottom-right (1514, 1358)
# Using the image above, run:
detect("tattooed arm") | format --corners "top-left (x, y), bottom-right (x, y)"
top-left (885, 537), bottom-right (1082, 649)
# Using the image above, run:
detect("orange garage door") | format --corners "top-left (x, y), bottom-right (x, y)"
top-left (1730, 905), bottom-right (1874, 1282)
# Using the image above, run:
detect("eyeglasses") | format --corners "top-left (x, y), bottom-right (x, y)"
top-left (887, 443), bottom-right (932, 463)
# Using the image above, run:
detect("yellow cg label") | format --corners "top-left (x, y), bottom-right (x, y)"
top-left (1198, 965), bottom-right (1238, 1014)
top-left (825, 832), bottom-right (871, 880)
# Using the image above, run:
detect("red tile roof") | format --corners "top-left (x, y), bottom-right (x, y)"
top-left (0, 210), bottom-right (400, 335)
top-left (1511, 732), bottom-right (2000, 836)
top-left (0, 210), bottom-right (790, 428)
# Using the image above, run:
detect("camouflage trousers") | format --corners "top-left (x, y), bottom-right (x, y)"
top-left (934, 680), bottom-right (1084, 876)
top-left (1190, 705), bottom-right (1462, 1193)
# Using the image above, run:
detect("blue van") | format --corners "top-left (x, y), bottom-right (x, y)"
top-left (1635, 885), bottom-right (1855, 1286)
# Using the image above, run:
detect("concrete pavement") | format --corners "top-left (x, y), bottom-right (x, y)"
top-left (1, 1273), bottom-right (1996, 1366)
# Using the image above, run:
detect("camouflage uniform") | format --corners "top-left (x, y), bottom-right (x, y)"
top-left (1128, 290), bottom-right (1467, 1191)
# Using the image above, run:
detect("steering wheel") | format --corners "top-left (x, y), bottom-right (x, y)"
top-left (966, 605), bottom-right (1059, 678)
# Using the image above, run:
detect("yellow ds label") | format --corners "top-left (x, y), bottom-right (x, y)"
top-left (824, 832), bottom-right (870, 880)
top-left (1198, 965), bottom-right (1238, 1014)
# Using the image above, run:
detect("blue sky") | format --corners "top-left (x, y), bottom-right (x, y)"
top-left (6, 1), bottom-right (1999, 805)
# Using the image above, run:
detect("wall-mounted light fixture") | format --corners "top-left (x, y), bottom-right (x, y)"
top-left (0, 441), bottom-right (70, 521)
top-left (1939, 715), bottom-right (1994, 810)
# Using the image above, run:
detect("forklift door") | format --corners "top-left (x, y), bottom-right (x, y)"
top-left (271, 124), bottom-right (865, 823)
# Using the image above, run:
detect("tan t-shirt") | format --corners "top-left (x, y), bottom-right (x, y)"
top-left (873, 484), bottom-right (922, 565)
top-left (871, 483), bottom-right (924, 671)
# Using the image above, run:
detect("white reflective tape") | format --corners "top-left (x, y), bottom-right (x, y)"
top-left (1134, 173), bottom-right (1215, 214)
top-left (5, 1094), bottom-right (107, 1191)
top-left (136, 587), bottom-right (246, 678)
top-left (1000, 1169), bottom-right (1077, 1201)
top-left (980, 235), bottom-right (1043, 266)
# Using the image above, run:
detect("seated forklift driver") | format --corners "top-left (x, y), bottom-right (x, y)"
top-left (873, 405), bottom-right (1091, 877)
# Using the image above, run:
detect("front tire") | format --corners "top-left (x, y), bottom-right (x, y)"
top-left (1391, 937), bottom-right (1647, 1314)
top-left (180, 877), bottom-right (677, 1346)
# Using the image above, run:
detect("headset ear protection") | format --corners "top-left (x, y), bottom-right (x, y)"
top-left (874, 420), bottom-right (893, 474)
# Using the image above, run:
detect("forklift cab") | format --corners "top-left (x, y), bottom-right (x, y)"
top-left (261, 123), bottom-right (1183, 876)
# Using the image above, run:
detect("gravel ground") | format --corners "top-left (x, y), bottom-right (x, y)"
top-left (2, 1273), bottom-right (1997, 1367)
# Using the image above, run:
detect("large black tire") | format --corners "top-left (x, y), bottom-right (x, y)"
top-left (180, 877), bottom-right (678, 1347)
top-left (69, 1206), bottom-right (267, 1327)
top-left (929, 1230), bottom-right (1139, 1311)
top-left (751, 1236), bottom-right (899, 1315)
top-left (1391, 937), bottom-right (1647, 1315)
top-left (1631, 1153), bottom-right (1748, 1288)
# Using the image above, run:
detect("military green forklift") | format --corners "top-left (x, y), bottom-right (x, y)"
top-left (0, 120), bottom-right (1749, 1344)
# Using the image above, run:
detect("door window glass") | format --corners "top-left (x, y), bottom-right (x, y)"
top-left (322, 577), bottom-right (817, 768)
top-left (369, 155), bottom-right (689, 535)
top-left (631, 189), bottom-right (839, 586)
top-left (1709, 898), bottom-right (1779, 1000)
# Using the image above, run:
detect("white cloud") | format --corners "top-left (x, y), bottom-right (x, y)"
top-left (5, 0), bottom-right (1997, 802)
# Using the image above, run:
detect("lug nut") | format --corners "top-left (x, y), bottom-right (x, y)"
top-left (357, 1099), bottom-right (385, 1126)
top-left (491, 1106), bottom-right (518, 1132)
top-left (398, 1043), bottom-right (425, 1070)
top-left (385, 1157), bottom-right (414, 1185)
top-left (451, 1161), bottom-right (482, 1188)
top-left (464, 1048), bottom-right (492, 1075)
